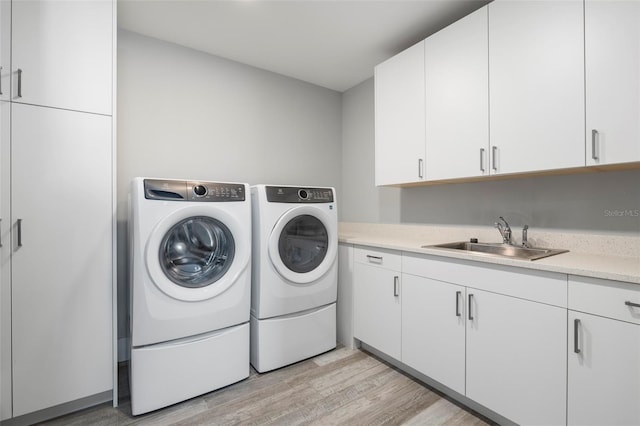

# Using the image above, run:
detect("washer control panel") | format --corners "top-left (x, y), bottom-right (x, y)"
top-left (266, 186), bottom-right (334, 203)
top-left (144, 179), bottom-right (246, 202)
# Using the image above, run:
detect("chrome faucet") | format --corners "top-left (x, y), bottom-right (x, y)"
top-left (494, 216), bottom-right (512, 245)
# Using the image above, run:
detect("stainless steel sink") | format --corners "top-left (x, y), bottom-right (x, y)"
top-left (422, 241), bottom-right (568, 261)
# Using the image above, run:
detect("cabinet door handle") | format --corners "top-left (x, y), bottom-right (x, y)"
top-left (625, 301), bottom-right (640, 308)
top-left (455, 291), bottom-right (462, 317)
top-left (17, 68), bottom-right (22, 98)
top-left (480, 148), bottom-right (485, 172)
top-left (0, 218), bottom-right (3, 247)
top-left (0, 66), bottom-right (3, 95)
top-left (591, 129), bottom-right (599, 161)
top-left (491, 146), bottom-right (498, 172)
top-left (366, 254), bottom-right (382, 264)
top-left (468, 293), bottom-right (474, 320)
top-left (393, 276), bottom-right (399, 297)
top-left (17, 218), bottom-right (23, 247)
top-left (574, 318), bottom-right (581, 354)
top-left (418, 158), bottom-right (424, 179)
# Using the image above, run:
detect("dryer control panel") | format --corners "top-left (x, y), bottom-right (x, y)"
top-left (266, 186), bottom-right (334, 203)
top-left (144, 179), bottom-right (246, 202)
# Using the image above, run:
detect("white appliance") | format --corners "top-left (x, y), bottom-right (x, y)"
top-left (129, 178), bottom-right (251, 415)
top-left (250, 185), bottom-right (338, 372)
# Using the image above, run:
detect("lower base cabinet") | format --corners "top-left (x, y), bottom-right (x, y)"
top-left (353, 247), bottom-right (401, 360)
top-left (402, 275), bottom-right (566, 425)
top-left (466, 289), bottom-right (566, 426)
top-left (568, 311), bottom-right (640, 426)
top-left (401, 274), bottom-right (465, 395)
top-left (568, 276), bottom-right (640, 426)
top-left (352, 248), bottom-right (638, 426)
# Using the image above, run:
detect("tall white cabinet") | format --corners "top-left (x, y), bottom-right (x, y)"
top-left (585, 0), bottom-right (640, 166)
top-left (0, 0), bottom-right (114, 422)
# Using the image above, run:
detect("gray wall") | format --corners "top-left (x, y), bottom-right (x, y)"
top-left (341, 77), bottom-right (640, 234)
top-left (117, 30), bottom-right (342, 350)
top-left (341, 78), bottom-right (401, 223)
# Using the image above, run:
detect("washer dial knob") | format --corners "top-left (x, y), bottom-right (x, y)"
top-left (193, 185), bottom-right (207, 197)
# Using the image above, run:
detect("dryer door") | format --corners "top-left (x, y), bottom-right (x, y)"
top-left (146, 206), bottom-right (249, 301)
top-left (268, 206), bottom-right (337, 284)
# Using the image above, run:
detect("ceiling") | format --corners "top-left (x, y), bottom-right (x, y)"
top-left (117, 0), bottom-right (489, 93)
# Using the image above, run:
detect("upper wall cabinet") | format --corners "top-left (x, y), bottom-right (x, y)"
top-left (425, 6), bottom-right (488, 181)
top-left (11, 0), bottom-right (113, 115)
top-left (488, 0), bottom-right (585, 175)
top-left (585, 0), bottom-right (640, 166)
top-left (375, 41), bottom-right (425, 186)
top-left (0, 0), bottom-right (9, 102)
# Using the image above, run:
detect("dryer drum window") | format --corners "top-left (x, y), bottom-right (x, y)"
top-left (278, 214), bottom-right (328, 274)
top-left (159, 216), bottom-right (235, 288)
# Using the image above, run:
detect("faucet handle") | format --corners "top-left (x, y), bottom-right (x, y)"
top-left (522, 224), bottom-right (530, 247)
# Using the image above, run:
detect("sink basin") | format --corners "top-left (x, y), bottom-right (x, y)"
top-left (422, 241), bottom-right (568, 261)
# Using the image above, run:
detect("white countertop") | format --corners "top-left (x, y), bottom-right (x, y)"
top-left (339, 222), bottom-right (640, 285)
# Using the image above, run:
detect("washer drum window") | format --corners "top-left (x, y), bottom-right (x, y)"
top-left (278, 214), bottom-right (328, 274)
top-left (159, 216), bottom-right (235, 288)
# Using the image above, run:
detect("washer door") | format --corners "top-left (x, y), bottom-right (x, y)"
top-left (146, 206), bottom-right (249, 301)
top-left (268, 206), bottom-right (337, 284)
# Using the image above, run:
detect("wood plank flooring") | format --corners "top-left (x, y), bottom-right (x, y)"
top-left (39, 347), bottom-right (492, 426)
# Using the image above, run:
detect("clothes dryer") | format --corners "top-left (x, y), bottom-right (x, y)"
top-left (129, 178), bottom-right (251, 415)
top-left (250, 185), bottom-right (337, 372)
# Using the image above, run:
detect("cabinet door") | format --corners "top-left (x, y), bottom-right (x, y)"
top-left (11, 0), bottom-right (112, 115)
top-left (401, 274), bottom-right (465, 395)
top-left (353, 263), bottom-right (401, 359)
top-left (568, 311), bottom-right (640, 426)
top-left (0, 100), bottom-right (10, 421)
top-left (0, 0), bottom-right (9, 102)
top-left (466, 289), bottom-right (566, 425)
top-left (375, 41), bottom-right (425, 186)
top-left (425, 6), bottom-right (489, 181)
top-left (11, 103), bottom-right (112, 416)
top-left (489, 0), bottom-right (584, 174)
top-left (585, 0), bottom-right (640, 165)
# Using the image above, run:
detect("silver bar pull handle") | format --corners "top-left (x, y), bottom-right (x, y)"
top-left (393, 276), bottom-right (399, 297)
top-left (480, 148), bottom-right (485, 172)
top-left (17, 218), bottom-right (22, 247)
top-left (574, 318), bottom-right (581, 354)
top-left (625, 301), bottom-right (640, 308)
top-left (491, 146), bottom-right (498, 172)
top-left (0, 66), bottom-right (3, 95)
top-left (0, 218), bottom-right (2, 247)
top-left (366, 254), bottom-right (382, 264)
top-left (418, 158), bottom-right (424, 179)
top-left (591, 129), bottom-right (599, 161)
top-left (468, 294), bottom-right (474, 320)
top-left (455, 291), bottom-right (462, 317)
top-left (17, 68), bottom-right (22, 98)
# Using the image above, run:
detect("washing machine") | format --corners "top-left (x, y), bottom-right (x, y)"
top-left (250, 184), bottom-right (338, 373)
top-left (129, 178), bottom-right (251, 415)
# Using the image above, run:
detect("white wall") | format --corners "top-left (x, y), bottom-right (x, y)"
top-left (117, 30), bottom-right (342, 353)
top-left (341, 77), bottom-right (640, 235)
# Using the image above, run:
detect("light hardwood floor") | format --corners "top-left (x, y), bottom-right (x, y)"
top-left (39, 347), bottom-right (492, 426)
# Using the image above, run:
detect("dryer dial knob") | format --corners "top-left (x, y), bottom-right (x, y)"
top-left (193, 185), bottom-right (207, 197)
